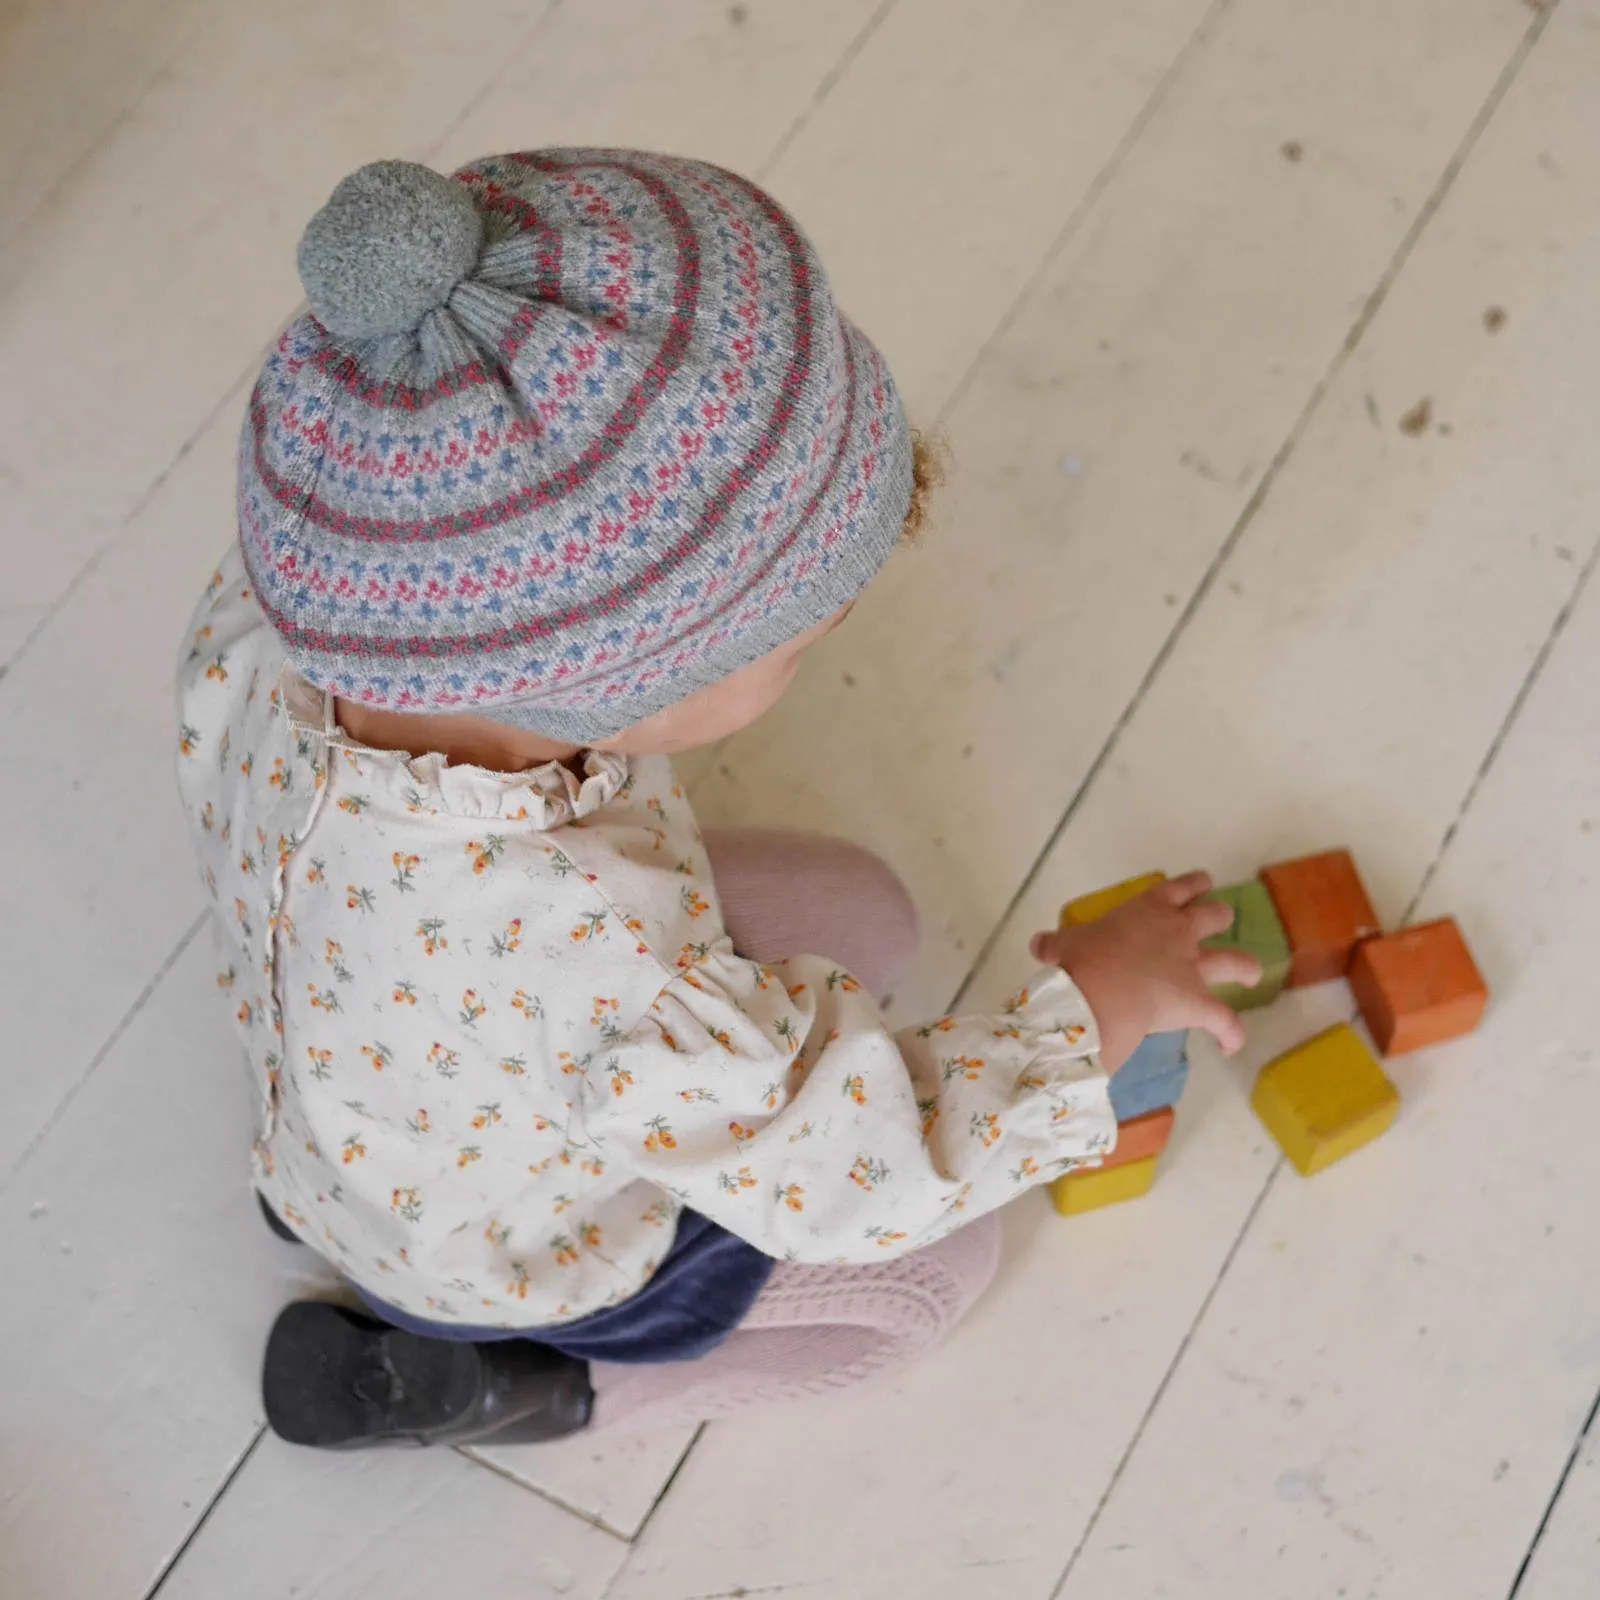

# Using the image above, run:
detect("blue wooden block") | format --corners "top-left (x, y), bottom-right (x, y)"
top-left (1109, 1030), bottom-right (1190, 1121)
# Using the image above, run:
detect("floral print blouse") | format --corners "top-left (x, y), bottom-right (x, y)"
top-left (176, 547), bottom-right (1116, 1330)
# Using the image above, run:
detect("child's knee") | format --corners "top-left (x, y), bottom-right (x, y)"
top-left (835, 840), bottom-right (920, 988)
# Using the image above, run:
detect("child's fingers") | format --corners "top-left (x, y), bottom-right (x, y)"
top-left (1164, 870), bottom-right (1215, 907)
top-left (1029, 930), bottom-right (1060, 964)
top-left (1196, 948), bottom-right (1264, 990)
top-left (1187, 897), bottom-right (1235, 942)
top-left (1190, 993), bottom-right (1248, 1056)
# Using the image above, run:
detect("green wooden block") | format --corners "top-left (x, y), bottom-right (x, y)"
top-left (1203, 879), bottom-right (1291, 1011)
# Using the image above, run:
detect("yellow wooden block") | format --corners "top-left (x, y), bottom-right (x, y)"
top-left (1059, 872), bottom-right (1167, 927)
top-left (1251, 1023), bottom-right (1399, 1176)
top-left (1049, 1154), bottom-right (1160, 1215)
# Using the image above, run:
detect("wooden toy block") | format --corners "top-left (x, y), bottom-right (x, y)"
top-left (1100, 1106), bottom-right (1175, 1171)
top-left (1049, 1154), bottom-right (1159, 1216)
top-left (1349, 917), bottom-right (1487, 1055)
top-left (1202, 879), bottom-right (1292, 1011)
top-left (1060, 872), bottom-right (1166, 928)
top-left (1251, 1023), bottom-right (1399, 1176)
top-left (1109, 1029), bottom-right (1189, 1121)
top-left (1260, 849), bottom-right (1381, 986)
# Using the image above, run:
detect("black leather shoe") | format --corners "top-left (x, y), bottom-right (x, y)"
top-left (263, 1301), bottom-right (594, 1449)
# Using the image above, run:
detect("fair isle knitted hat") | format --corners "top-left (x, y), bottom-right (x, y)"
top-left (239, 150), bottom-right (914, 741)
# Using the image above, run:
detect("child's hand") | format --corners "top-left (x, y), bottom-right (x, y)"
top-left (1029, 872), bottom-right (1262, 1073)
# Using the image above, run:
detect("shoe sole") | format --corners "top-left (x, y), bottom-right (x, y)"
top-left (263, 1301), bottom-right (483, 1448)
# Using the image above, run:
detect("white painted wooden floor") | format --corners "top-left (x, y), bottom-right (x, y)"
top-left (4, 0), bottom-right (1598, 1594)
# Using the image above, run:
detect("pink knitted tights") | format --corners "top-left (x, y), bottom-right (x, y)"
top-left (589, 829), bottom-right (1001, 1433)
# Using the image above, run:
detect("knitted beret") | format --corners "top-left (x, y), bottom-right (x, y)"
top-left (238, 150), bottom-right (914, 741)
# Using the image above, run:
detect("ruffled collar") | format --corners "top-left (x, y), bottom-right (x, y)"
top-left (281, 668), bottom-right (629, 828)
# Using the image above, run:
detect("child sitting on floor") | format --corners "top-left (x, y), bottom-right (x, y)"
top-left (177, 151), bottom-right (1257, 1448)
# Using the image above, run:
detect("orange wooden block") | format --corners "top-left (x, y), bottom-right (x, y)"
top-left (1101, 1106), bottom-right (1175, 1171)
top-left (1349, 918), bottom-right (1487, 1055)
top-left (1261, 848), bottom-right (1381, 986)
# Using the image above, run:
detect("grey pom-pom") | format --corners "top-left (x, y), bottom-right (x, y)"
top-left (297, 161), bottom-right (484, 341)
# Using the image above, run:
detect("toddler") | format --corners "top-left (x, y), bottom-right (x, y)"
top-left (177, 151), bottom-right (1257, 1448)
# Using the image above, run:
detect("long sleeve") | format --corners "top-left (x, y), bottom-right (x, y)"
top-left (587, 942), bottom-right (1116, 1262)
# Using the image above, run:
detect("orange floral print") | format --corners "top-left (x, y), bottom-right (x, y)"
top-left (849, 1155), bottom-right (889, 1191)
top-left (943, 1055), bottom-right (986, 1083)
top-left (466, 836), bottom-right (505, 874)
top-left (178, 551), bottom-right (1111, 1332)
